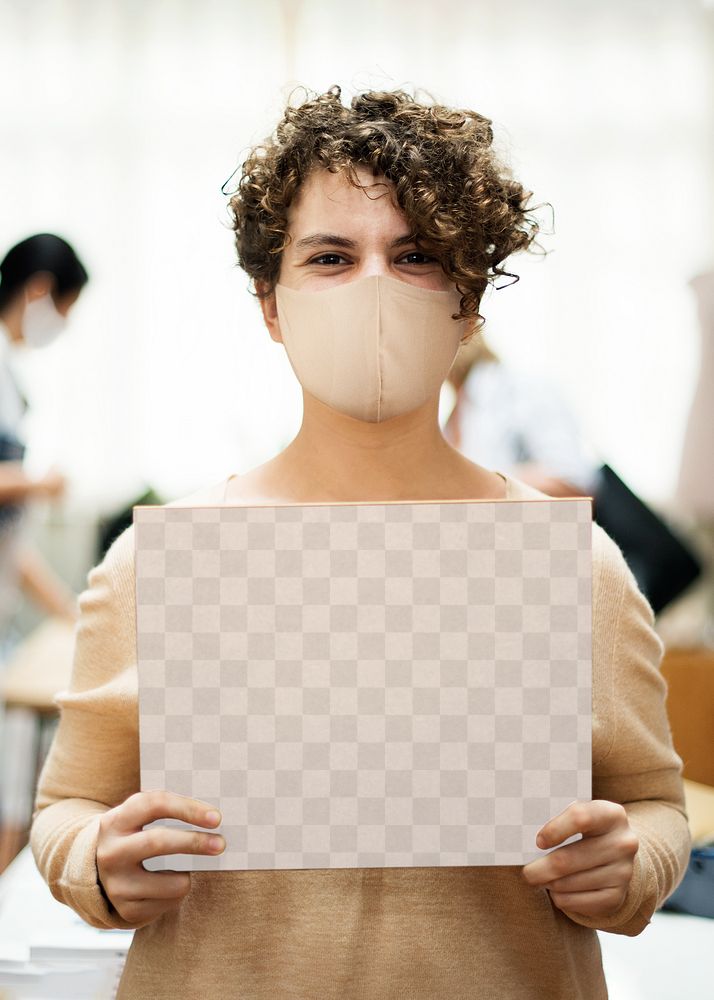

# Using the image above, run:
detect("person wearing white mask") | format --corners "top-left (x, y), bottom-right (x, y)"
top-left (0, 233), bottom-right (86, 638)
top-left (0, 233), bottom-right (85, 869)
top-left (31, 89), bottom-right (688, 1000)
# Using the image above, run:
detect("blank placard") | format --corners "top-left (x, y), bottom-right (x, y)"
top-left (135, 498), bottom-right (592, 870)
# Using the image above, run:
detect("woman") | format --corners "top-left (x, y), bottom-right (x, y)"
top-left (0, 233), bottom-right (87, 637)
top-left (30, 88), bottom-right (689, 1000)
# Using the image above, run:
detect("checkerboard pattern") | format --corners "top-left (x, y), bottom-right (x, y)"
top-left (135, 498), bottom-right (592, 871)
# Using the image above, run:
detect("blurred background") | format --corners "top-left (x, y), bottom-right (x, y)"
top-left (0, 0), bottom-right (712, 608)
top-left (1, 0), bottom-right (712, 507)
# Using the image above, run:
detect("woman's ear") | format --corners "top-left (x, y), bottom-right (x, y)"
top-left (256, 282), bottom-right (282, 344)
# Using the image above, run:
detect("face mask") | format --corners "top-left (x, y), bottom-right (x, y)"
top-left (21, 293), bottom-right (67, 349)
top-left (274, 274), bottom-right (468, 422)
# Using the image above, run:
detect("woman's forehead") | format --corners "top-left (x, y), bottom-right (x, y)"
top-left (287, 166), bottom-right (404, 235)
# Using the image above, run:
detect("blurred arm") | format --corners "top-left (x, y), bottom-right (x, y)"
top-left (0, 463), bottom-right (43, 503)
top-left (16, 543), bottom-right (78, 622)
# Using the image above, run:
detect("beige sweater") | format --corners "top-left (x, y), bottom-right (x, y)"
top-left (30, 474), bottom-right (690, 1000)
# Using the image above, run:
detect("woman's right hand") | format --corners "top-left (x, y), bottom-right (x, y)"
top-left (96, 790), bottom-right (225, 926)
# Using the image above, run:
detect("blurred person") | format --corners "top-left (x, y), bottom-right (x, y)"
top-left (0, 234), bottom-right (85, 868)
top-left (0, 233), bottom-right (87, 646)
top-left (445, 335), bottom-right (702, 614)
top-left (445, 333), bottom-right (598, 497)
top-left (30, 88), bottom-right (689, 1000)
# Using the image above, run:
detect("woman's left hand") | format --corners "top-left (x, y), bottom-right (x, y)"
top-left (522, 800), bottom-right (640, 918)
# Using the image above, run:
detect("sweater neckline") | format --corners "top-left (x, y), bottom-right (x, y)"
top-left (220, 470), bottom-right (512, 504)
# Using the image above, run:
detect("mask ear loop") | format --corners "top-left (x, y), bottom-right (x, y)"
top-left (458, 313), bottom-right (480, 346)
top-left (450, 283), bottom-right (476, 346)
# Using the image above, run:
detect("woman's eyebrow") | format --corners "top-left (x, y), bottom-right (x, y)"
top-left (293, 232), bottom-right (417, 251)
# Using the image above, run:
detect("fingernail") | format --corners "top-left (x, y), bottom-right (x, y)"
top-left (209, 836), bottom-right (225, 852)
top-left (205, 811), bottom-right (221, 825)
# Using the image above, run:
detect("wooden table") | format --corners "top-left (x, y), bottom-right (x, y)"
top-left (1, 616), bottom-right (77, 714)
top-left (660, 647), bottom-right (714, 788)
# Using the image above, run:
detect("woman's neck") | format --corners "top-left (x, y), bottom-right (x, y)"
top-left (230, 392), bottom-right (507, 504)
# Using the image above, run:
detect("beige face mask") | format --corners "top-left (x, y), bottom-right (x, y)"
top-left (274, 273), bottom-right (468, 422)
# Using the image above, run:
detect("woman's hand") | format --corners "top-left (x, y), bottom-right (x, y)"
top-left (96, 791), bottom-right (224, 927)
top-left (521, 800), bottom-right (639, 919)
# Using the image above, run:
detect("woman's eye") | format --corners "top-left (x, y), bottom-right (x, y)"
top-left (398, 252), bottom-right (437, 265)
top-left (309, 253), bottom-right (349, 266)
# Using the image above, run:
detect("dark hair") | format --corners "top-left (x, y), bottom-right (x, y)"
top-left (228, 85), bottom-right (540, 329)
top-left (0, 233), bottom-right (89, 314)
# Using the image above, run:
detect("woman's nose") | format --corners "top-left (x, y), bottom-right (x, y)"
top-left (356, 256), bottom-right (392, 280)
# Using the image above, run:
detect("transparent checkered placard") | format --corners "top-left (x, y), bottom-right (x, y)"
top-left (135, 498), bottom-right (592, 871)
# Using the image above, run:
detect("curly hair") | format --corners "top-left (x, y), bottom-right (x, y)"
top-left (227, 85), bottom-right (540, 328)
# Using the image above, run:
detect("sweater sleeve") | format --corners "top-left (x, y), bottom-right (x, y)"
top-left (29, 525), bottom-right (142, 930)
top-left (558, 527), bottom-right (691, 937)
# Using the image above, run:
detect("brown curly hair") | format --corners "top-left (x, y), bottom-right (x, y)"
top-left (227, 85), bottom-right (540, 328)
